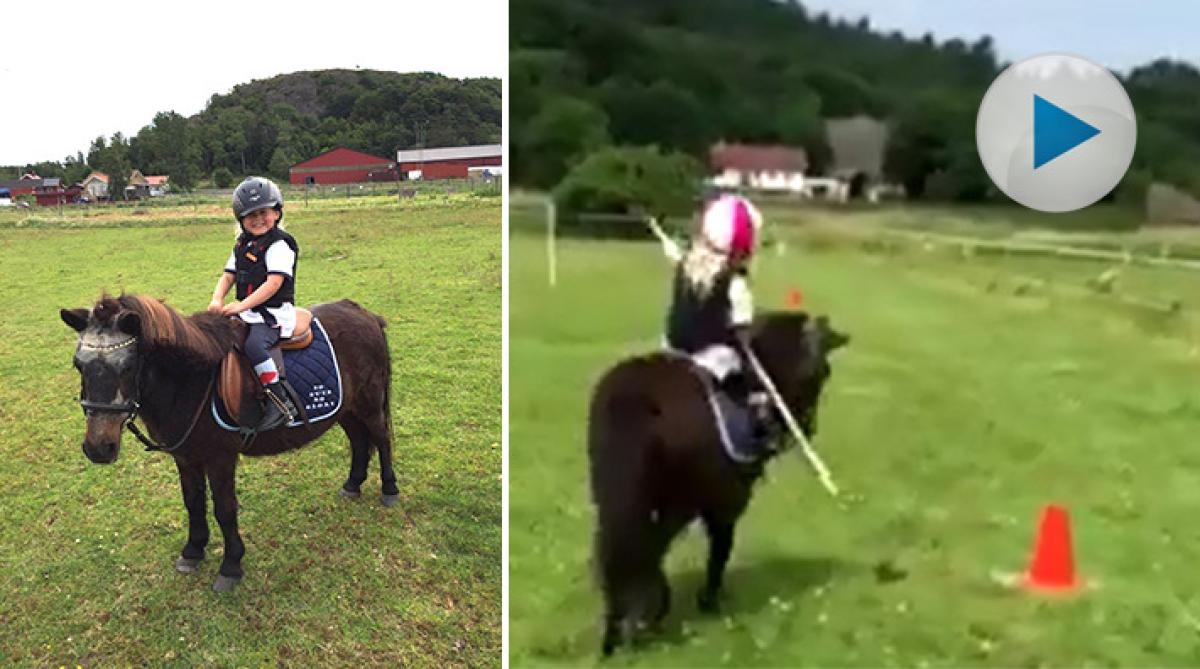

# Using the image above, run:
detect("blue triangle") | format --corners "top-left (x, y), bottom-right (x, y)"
top-left (1034, 94), bottom-right (1100, 169)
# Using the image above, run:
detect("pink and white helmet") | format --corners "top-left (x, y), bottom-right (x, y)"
top-left (701, 194), bottom-right (763, 256)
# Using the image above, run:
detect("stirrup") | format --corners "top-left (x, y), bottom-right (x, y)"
top-left (257, 389), bottom-right (296, 432)
top-left (279, 379), bottom-right (310, 424)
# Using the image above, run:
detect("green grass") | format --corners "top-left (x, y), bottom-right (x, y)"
top-left (509, 206), bottom-right (1200, 667)
top-left (0, 198), bottom-right (501, 666)
top-left (0, 191), bottom-right (499, 230)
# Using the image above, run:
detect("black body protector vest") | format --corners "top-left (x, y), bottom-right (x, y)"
top-left (234, 227), bottom-right (298, 314)
top-left (665, 265), bottom-right (742, 354)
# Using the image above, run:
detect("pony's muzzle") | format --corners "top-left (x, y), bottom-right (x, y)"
top-left (82, 416), bottom-right (123, 463)
top-left (82, 438), bottom-right (118, 464)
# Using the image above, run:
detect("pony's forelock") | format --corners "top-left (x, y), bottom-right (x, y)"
top-left (90, 293), bottom-right (236, 368)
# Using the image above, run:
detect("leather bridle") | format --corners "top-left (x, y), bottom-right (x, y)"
top-left (77, 336), bottom-right (214, 453)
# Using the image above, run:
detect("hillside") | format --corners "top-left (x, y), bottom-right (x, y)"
top-left (6, 69), bottom-right (501, 191)
top-left (511, 0), bottom-right (1200, 202)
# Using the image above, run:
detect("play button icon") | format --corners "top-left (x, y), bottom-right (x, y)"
top-left (1033, 94), bottom-right (1100, 168)
top-left (977, 53), bottom-right (1137, 212)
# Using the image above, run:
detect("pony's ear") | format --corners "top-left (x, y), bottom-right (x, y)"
top-left (116, 311), bottom-right (141, 337)
top-left (60, 308), bottom-right (89, 332)
top-left (814, 315), bottom-right (850, 353)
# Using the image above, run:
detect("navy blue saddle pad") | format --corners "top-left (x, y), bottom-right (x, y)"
top-left (677, 361), bottom-right (771, 464)
top-left (706, 388), bottom-right (765, 464)
top-left (212, 317), bottom-right (343, 431)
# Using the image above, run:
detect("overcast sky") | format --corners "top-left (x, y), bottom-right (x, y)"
top-left (802, 0), bottom-right (1199, 73)
top-left (0, 0), bottom-right (505, 166)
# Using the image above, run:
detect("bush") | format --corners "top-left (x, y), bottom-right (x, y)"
top-left (1114, 168), bottom-right (1152, 207)
top-left (552, 145), bottom-right (702, 236)
top-left (212, 167), bottom-right (235, 189)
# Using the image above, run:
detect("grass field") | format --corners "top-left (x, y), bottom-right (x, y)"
top-left (509, 204), bottom-right (1200, 667)
top-left (0, 195), bottom-right (501, 666)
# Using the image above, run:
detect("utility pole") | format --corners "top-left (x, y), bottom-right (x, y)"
top-left (418, 121), bottom-right (427, 182)
top-left (393, 145), bottom-right (400, 202)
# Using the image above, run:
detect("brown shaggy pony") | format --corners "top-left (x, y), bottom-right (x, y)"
top-left (61, 293), bottom-right (395, 592)
top-left (587, 311), bottom-right (849, 655)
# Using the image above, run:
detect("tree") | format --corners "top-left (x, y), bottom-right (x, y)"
top-left (596, 78), bottom-right (711, 156)
top-left (63, 152), bottom-right (90, 185)
top-left (775, 90), bottom-right (830, 172)
top-left (515, 95), bottom-right (611, 189)
top-left (802, 67), bottom-right (883, 118)
top-left (553, 146), bottom-right (702, 232)
top-left (884, 91), bottom-right (978, 200)
top-left (213, 167), bottom-right (235, 188)
top-left (88, 133), bottom-right (131, 200)
top-left (510, 49), bottom-right (585, 132)
top-left (134, 111), bottom-right (200, 190)
top-left (267, 148), bottom-right (296, 181)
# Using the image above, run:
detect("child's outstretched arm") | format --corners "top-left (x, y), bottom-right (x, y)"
top-left (660, 235), bottom-right (683, 263)
top-left (646, 217), bottom-right (682, 263)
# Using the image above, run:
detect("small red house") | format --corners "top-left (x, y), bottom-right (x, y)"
top-left (0, 175), bottom-right (43, 197)
top-left (34, 179), bottom-right (83, 206)
top-left (709, 142), bottom-right (809, 193)
top-left (289, 147), bottom-right (396, 185)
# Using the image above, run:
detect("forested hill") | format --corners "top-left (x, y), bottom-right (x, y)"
top-left (512, 0), bottom-right (1200, 201)
top-left (8, 69), bottom-right (501, 191)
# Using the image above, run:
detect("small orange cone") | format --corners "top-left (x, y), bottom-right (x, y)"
top-left (1023, 504), bottom-right (1080, 593)
top-left (786, 287), bottom-right (803, 308)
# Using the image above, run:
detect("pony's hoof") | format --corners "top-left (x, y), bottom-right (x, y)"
top-left (381, 494), bottom-right (400, 508)
top-left (175, 556), bottom-right (203, 573)
top-left (212, 575), bottom-right (241, 593)
top-left (339, 488), bottom-right (361, 500)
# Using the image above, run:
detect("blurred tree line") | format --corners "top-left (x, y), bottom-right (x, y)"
top-left (511, 0), bottom-right (1200, 216)
top-left (2, 70), bottom-right (500, 193)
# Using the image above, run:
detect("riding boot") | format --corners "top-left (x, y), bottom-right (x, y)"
top-left (720, 373), bottom-right (773, 456)
top-left (257, 381), bottom-right (300, 432)
top-left (748, 391), bottom-right (771, 422)
top-left (719, 371), bottom-right (751, 406)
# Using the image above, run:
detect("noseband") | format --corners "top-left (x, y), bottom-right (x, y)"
top-left (76, 336), bottom-right (214, 453)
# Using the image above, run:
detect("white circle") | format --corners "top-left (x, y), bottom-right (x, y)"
top-left (976, 53), bottom-right (1136, 213)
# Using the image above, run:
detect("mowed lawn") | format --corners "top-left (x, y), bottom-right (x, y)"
top-left (0, 196), bottom-right (501, 667)
top-left (509, 208), bottom-right (1200, 667)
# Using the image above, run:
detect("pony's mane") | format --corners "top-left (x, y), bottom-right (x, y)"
top-left (92, 294), bottom-right (239, 368)
top-left (753, 310), bottom-right (811, 337)
top-left (751, 310), bottom-right (820, 371)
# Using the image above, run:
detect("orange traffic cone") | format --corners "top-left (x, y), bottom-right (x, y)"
top-left (1023, 504), bottom-right (1080, 593)
top-left (786, 287), bottom-right (803, 308)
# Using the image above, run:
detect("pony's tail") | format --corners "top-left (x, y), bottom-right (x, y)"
top-left (376, 314), bottom-right (393, 452)
top-left (588, 376), bottom-right (660, 619)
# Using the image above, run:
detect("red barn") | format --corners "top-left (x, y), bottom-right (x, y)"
top-left (395, 144), bottom-right (502, 180)
top-left (289, 147), bottom-right (396, 185)
top-left (35, 187), bottom-right (83, 206)
top-left (0, 175), bottom-right (43, 197)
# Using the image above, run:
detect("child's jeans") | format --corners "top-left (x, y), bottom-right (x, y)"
top-left (245, 323), bottom-right (281, 367)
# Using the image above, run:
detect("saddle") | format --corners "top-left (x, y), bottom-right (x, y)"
top-left (218, 307), bottom-right (314, 425)
top-left (679, 355), bottom-right (777, 467)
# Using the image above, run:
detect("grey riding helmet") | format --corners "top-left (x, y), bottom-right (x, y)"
top-left (232, 177), bottom-right (284, 224)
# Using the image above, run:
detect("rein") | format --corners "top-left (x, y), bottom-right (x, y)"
top-left (78, 336), bottom-right (217, 454)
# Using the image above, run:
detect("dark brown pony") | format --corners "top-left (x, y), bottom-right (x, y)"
top-left (587, 311), bottom-right (849, 655)
top-left (60, 294), bottom-right (396, 592)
